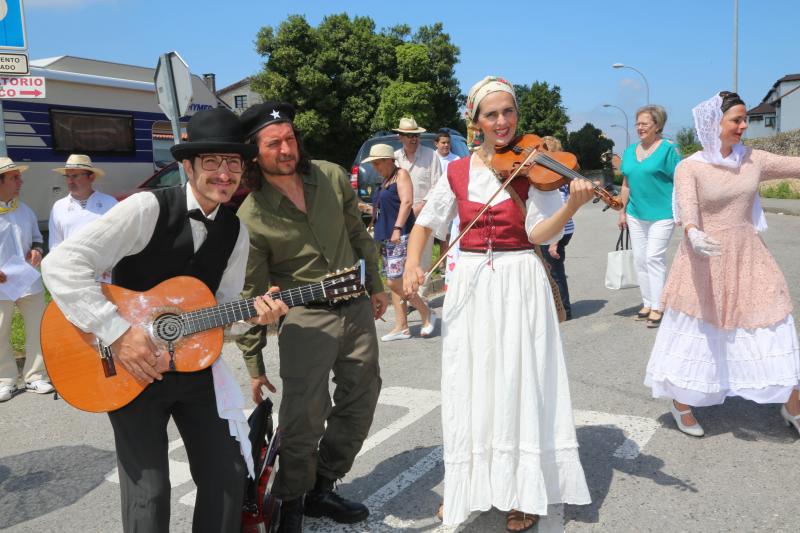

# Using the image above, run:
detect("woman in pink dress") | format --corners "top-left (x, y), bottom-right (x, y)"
top-left (645, 91), bottom-right (800, 437)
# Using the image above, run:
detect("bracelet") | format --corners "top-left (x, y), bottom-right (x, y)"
top-left (393, 226), bottom-right (402, 231)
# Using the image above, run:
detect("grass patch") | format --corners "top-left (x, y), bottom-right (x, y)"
top-left (760, 181), bottom-right (800, 200)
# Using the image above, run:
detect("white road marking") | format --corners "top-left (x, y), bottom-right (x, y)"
top-left (105, 386), bottom-right (662, 533)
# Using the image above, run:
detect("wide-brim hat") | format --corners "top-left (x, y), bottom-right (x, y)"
top-left (171, 107), bottom-right (258, 161)
top-left (0, 157), bottom-right (28, 174)
top-left (240, 102), bottom-right (296, 139)
top-left (392, 116), bottom-right (426, 134)
top-left (52, 154), bottom-right (106, 178)
top-left (361, 143), bottom-right (396, 164)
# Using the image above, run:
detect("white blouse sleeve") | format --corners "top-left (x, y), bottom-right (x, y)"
top-left (524, 185), bottom-right (564, 245)
top-left (415, 172), bottom-right (457, 240)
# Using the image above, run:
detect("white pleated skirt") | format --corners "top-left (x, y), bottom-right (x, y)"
top-left (645, 308), bottom-right (800, 406)
top-left (440, 250), bottom-right (590, 526)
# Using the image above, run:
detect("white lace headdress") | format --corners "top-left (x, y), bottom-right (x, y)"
top-left (673, 93), bottom-right (767, 232)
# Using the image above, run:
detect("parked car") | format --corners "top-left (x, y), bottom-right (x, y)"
top-left (350, 128), bottom-right (469, 223)
top-left (114, 161), bottom-right (251, 210)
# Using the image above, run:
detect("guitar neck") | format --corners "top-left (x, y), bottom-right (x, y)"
top-left (181, 282), bottom-right (326, 336)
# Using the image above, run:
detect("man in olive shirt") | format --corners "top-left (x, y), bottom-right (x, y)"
top-left (236, 102), bottom-right (387, 533)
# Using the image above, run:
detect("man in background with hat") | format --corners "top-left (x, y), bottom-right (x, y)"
top-left (393, 116), bottom-right (441, 278)
top-left (42, 107), bottom-right (288, 532)
top-left (48, 154), bottom-right (117, 282)
top-left (0, 157), bottom-right (54, 402)
top-left (236, 101), bottom-right (387, 533)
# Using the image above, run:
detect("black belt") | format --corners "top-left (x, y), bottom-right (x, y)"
top-left (460, 246), bottom-right (534, 253)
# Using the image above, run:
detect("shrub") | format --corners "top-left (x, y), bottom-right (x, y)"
top-left (760, 181), bottom-right (800, 199)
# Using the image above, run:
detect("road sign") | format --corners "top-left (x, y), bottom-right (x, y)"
top-left (0, 75), bottom-right (44, 98)
top-left (0, 51), bottom-right (27, 74)
top-left (0, 0), bottom-right (27, 50)
top-left (155, 51), bottom-right (193, 121)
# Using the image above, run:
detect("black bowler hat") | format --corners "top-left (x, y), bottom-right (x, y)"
top-left (240, 102), bottom-right (296, 138)
top-left (170, 107), bottom-right (258, 161)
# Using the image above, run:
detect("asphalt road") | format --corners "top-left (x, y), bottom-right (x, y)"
top-left (2, 203), bottom-right (800, 532)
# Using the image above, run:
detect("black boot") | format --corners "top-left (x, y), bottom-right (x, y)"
top-left (304, 476), bottom-right (369, 524)
top-left (277, 497), bottom-right (304, 533)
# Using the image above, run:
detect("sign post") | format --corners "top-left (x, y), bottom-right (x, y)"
top-left (155, 51), bottom-right (194, 185)
top-left (0, 0), bottom-right (30, 157)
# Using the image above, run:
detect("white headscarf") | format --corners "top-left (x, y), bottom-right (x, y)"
top-left (673, 93), bottom-right (767, 232)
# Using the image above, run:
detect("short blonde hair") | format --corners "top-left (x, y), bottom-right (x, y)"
top-left (541, 136), bottom-right (563, 152)
top-left (636, 105), bottom-right (667, 134)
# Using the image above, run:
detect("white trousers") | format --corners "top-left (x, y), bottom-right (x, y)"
top-left (0, 292), bottom-right (48, 387)
top-left (626, 215), bottom-right (674, 311)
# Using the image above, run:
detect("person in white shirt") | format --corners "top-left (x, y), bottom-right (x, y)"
top-left (41, 108), bottom-right (288, 532)
top-left (49, 154), bottom-right (117, 282)
top-left (393, 117), bottom-right (442, 275)
top-left (0, 157), bottom-right (54, 402)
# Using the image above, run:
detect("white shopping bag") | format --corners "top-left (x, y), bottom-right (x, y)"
top-left (605, 229), bottom-right (638, 289)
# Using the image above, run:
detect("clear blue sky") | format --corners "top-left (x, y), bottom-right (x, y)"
top-left (21, 0), bottom-right (800, 150)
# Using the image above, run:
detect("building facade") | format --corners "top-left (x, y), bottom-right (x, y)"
top-left (216, 77), bottom-right (263, 114)
top-left (747, 74), bottom-right (800, 139)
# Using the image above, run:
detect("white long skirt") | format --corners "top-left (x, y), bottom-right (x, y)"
top-left (440, 250), bottom-right (590, 526)
top-left (645, 308), bottom-right (800, 406)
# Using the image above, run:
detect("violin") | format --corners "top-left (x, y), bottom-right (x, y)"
top-left (492, 134), bottom-right (623, 211)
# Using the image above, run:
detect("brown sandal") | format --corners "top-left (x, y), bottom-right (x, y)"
top-left (506, 509), bottom-right (539, 532)
top-left (436, 502), bottom-right (443, 521)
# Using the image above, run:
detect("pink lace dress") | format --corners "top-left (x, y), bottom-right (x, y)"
top-left (645, 149), bottom-right (800, 406)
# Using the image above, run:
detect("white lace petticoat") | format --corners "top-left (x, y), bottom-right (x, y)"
top-left (645, 308), bottom-right (800, 406)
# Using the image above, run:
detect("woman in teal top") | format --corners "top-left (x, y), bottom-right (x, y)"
top-left (618, 105), bottom-right (682, 327)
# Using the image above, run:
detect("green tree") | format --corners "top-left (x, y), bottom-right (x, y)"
top-left (251, 14), bottom-right (463, 166)
top-left (565, 123), bottom-right (615, 170)
top-left (514, 82), bottom-right (569, 140)
top-left (675, 126), bottom-right (701, 157)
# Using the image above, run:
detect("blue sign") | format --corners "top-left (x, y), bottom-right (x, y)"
top-left (0, 1), bottom-right (27, 50)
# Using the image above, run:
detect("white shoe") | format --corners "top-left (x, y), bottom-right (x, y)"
top-left (381, 329), bottom-right (411, 342)
top-left (420, 314), bottom-right (438, 337)
top-left (781, 405), bottom-right (800, 437)
top-left (669, 401), bottom-right (704, 437)
top-left (26, 380), bottom-right (55, 394)
top-left (0, 384), bottom-right (17, 402)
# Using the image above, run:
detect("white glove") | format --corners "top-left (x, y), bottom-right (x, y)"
top-left (687, 227), bottom-right (722, 257)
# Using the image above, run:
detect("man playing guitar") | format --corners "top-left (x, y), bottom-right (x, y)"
top-left (42, 107), bottom-right (288, 532)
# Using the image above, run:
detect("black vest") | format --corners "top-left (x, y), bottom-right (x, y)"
top-left (113, 186), bottom-right (240, 294)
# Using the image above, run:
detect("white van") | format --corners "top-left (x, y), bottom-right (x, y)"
top-left (2, 55), bottom-right (223, 230)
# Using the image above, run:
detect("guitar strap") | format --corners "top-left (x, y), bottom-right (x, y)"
top-left (505, 185), bottom-right (567, 323)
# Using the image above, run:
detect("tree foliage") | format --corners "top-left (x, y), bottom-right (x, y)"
top-left (251, 14), bottom-right (463, 166)
top-left (565, 123), bottom-right (615, 170)
top-left (514, 82), bottom-right (569, 141)
top-left (675, 126), bottom-right (701, 157)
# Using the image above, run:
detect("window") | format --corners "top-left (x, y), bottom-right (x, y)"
top-left (749, 115), bottom-right (763, 122)
top-left (234, 95), bottom-right (248, 109)
top-left (765, 116), bottom-right (776, 128)
top-left (51, 110), bottom-right (134, 154)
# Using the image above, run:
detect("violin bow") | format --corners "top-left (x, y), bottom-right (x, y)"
top-left (423, 146), bottom-right (540, 281)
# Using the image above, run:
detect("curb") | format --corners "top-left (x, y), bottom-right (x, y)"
top-left (763, 206), bottom-right (800, 217)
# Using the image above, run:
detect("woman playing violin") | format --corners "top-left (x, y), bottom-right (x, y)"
top-left (403, 76), bottom-right (592, 531)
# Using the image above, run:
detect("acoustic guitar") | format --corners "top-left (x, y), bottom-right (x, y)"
top-left (41, 260), bottom-right (367, 413)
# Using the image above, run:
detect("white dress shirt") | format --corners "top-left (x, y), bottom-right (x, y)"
top-left (49, 190), bottom-right (118, 250)
top-left (0, 200), bottom-right (44, 300)
top-left (394, 145), bottom-right (443, 204)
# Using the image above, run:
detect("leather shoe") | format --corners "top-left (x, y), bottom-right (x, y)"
top-left (304, 487), bottom-right (369, 524)
top-left (781, 404), bottom-right (800, 437)
top-left (277, 498), bottom-right (303, 533)
top-left (669, 401), bottom-right (704, 437)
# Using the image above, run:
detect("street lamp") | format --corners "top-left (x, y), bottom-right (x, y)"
top-left (612, 63), bottom-right (650, 104)
top-left (610, 124), bottom-right (630, 148)
top-left (603, 103), bottom-right (630, 147)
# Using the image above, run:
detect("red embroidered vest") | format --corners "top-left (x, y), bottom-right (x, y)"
top-left (447, 157), bottom-right (534, 251)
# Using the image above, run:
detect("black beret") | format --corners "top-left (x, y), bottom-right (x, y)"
top-left (240, 102), bottom-right (296, 139)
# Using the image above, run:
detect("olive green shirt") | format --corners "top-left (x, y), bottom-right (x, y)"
top-left (236, 160), bottom-right (383, 377)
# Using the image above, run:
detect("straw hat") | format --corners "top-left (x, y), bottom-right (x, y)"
top-left (52, 154), bottom-right (106, 178)
top-left (0, 157), bottom-right (28, 174)
top-left (392, 117), bottom-right (426, 134)
top-left (361, 144), bottom-right (396, 164)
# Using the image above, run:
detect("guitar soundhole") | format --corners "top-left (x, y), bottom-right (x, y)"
top-left (153, 313), bottom-right (184, 342)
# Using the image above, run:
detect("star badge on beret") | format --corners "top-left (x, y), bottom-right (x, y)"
top-left (270, 109), bottom-right (281, 120)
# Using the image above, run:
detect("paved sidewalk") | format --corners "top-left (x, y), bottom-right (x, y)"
top-left (761, 197), bottom-right (800, 216)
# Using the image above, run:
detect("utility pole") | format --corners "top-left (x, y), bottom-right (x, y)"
top-left (733, 0), bottom-right (739, 92)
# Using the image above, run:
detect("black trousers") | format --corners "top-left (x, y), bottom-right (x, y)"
top-left (108, 368), bottom-right (245, 533)
top-left (540, 232), bottom-right (573, 319)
